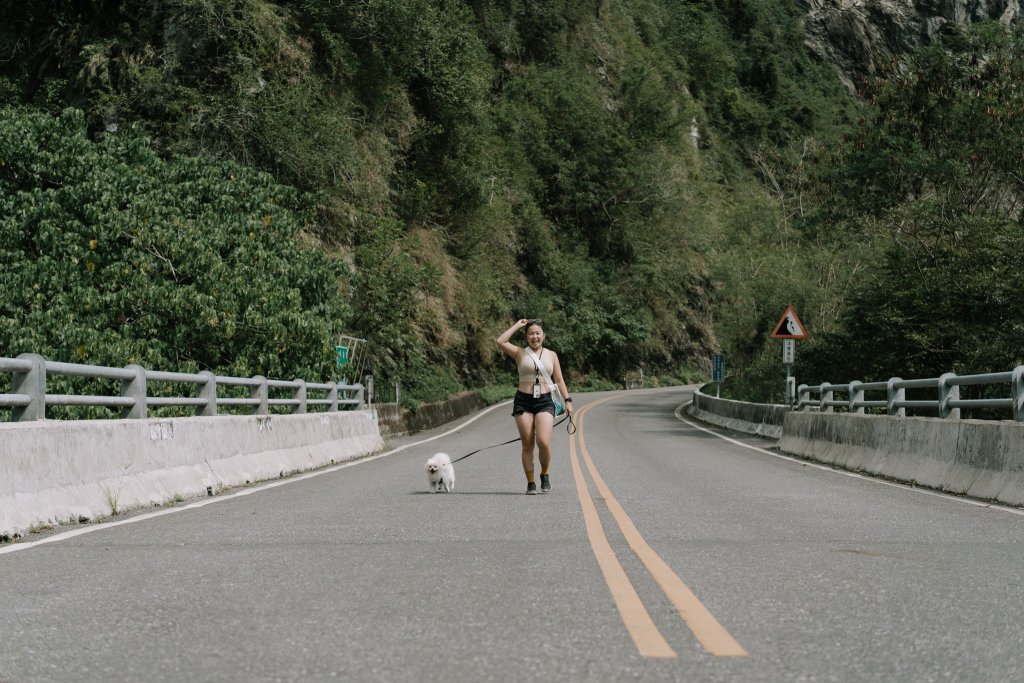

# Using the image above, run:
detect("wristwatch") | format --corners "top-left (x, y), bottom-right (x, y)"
top-left (565, 396), bottom-right (573, 403)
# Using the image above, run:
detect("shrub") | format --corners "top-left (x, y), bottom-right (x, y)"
top-left (0, 107), bottom-right (351, 385)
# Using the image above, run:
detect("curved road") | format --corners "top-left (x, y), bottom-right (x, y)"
top-left (2, 387), bottom-right (1022, 682)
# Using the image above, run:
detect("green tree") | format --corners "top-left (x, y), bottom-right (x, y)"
top-left (0, 0), bottom-right (865, 400)
top-left (801, 23), bottom-right (1024, 385)
top-left (0, 107), bottom-right (350, 382)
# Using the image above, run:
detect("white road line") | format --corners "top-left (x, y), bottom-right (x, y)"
top-left (674, 403), bottom-right (1024, 518)
top-left (0, 401), bottom-right (513, 555)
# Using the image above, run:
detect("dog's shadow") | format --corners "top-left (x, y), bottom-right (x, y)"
top-left (410, 490), bottom-right (529, 496)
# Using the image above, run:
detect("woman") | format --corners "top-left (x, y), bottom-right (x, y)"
top-left (496, 319), bottom-right (574, 494)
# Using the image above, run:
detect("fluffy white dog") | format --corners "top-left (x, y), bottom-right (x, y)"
top-left (425, 452), bottom-right (455, 493)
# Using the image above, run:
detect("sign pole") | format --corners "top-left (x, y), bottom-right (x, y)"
top-left (771, 307), bottom-right (807, 406)
top-left (783, 339), bottom-right (795, 405)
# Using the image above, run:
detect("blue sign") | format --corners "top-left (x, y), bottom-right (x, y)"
top-left (712, 353), bottom-right (725, 383)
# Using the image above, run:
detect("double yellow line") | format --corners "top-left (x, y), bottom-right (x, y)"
top-left (569, 395), bottom-right (747, 659)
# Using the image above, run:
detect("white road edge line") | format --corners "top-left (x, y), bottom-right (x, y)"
top-left (674, 402), bottom-right (1024, 518)
top-left (0, 401), bottom-right (514, 555)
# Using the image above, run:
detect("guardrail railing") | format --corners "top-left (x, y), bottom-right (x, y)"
top-left (0, 354), bottom-right (365, 422)
top-left (796, 366), bottom-right (1024, 421)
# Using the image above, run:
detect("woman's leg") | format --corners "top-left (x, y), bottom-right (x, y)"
top-left (515, 412), bottom-right (536, 481)
top-left (534, 411), bottom-right (554, 475)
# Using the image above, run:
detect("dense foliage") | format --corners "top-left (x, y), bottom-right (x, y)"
top-left (5, 1), bottom-right (1014, 408)
top-left (700, 22), bottom-right (1024, 403)
top-left (0, 108), bottom-right (349, 381)
top-left (797, 23), bottom-right (1024, 390)
top-left (3, 0), bottom-right (858, 404)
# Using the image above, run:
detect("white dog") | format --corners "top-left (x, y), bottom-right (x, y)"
top-left (425, 452), bottom-right (455, 493)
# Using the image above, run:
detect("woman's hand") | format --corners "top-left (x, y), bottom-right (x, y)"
top-left (517, 318), bottom-right (530, 327)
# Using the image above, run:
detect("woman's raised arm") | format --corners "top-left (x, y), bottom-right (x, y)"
top-left (496, 319), bottom-right (529, 359)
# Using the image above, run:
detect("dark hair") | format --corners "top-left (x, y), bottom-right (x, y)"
top-left (524, 319), bottom-right (544, 331)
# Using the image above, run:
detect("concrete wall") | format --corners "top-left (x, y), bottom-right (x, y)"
top-left (688, 387), bottom-right (1024, 506)
top-left (780, 412), bottom-right (1024, 506)
top-left (374, 391), bottom-right (487, 437)
top-left (0, 410), bottom-right (383, 537)
top-left (687, 385), bottom-right (790, 438)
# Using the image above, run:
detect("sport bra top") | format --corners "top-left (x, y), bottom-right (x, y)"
top-left (518, 348), bottom-right (554, 384)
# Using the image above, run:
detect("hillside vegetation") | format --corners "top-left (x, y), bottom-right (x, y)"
top-left (1, 1), bottom-right (1020, 406)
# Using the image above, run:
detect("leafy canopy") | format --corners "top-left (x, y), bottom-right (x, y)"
top-left (0, 107), bottom-right (350, 382)
top-left (800, 23), bottom-right (1024, 386)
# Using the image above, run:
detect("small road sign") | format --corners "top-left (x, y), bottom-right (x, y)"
top-left (771, 305), bottom-right (808, 340)
top-left (782, 339), bottom-right (795, 365)
top-left (336, 346), bottom-right (349, 367)
top-left (712, 353), bottom-right (725, 383)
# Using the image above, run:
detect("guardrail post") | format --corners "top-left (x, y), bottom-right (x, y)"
top-left (196, 370), bottom-right (217, 416)
top-left (849, 380), bottom-right (864, 414)
top-left (356, 383), bottom-right (365, 409)
top-left (337, 381), bottom-right (351, 409)
top-left (293, 379), bottom-right (307, 414)
top-left (251, 375), bottom-right (268, 416)
top-left (1012, 366), bottom-right (1024, 422)
top-left (12, 353), bottom-right (46, 422)
top-left (797, 384), bottom-right (808, 411)
top-left (328, 383), bottom-right (339, 412)
top-left (820, 382), bottom-right (833, 413)
top-left (121, 364), bottom-right (147, 419)
top-left (938, 372), bottom-right (960, 419)
top-left (887, 377), bottom-right (905, 417)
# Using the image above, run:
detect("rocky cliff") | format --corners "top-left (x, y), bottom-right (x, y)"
top-left (801, 0), bottom-right (1022, 91)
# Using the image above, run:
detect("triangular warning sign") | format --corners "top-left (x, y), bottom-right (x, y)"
top-left (771, 305), bottom-right (808, 339)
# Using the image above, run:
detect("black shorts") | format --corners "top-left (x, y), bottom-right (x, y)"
top-left (512, 390), bottom-right (555, 416)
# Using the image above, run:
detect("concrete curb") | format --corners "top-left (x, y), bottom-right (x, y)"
top-left (687, 385), bottom-right (1024, 507)
top-left (780, 412), bottom-right (1024, 506)
top-left (0, 411), bottom-right (383, 536)
top-left (687, 385), bottom-right (788, 439)
top-left (373, 391), bottom-right (487, 437)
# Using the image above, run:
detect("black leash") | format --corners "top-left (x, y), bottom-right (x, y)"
top-left (449, 413), bottom-right (577, 465)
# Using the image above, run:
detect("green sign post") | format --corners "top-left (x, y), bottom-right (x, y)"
top-left (336, 345), bottom-right (349, 367)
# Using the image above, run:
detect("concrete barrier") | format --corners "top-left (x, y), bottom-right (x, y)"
top-left (688, 387), bottom-right (1024, 506)
top-left (375, 391), bottom-right (487, 437)
top-left (780, 412), bottom-right (1024, 506)
top-left (687, 385), bottom-right (789, 438)
top-left (0, 410), bottom-right (383, 537)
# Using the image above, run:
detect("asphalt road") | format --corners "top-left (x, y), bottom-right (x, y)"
top-left (1, 386), bottom-right (1022, 682)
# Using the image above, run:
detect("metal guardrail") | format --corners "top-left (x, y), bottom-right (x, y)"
top-left (796, 367), bottom-right (1024, 421)
top-left (0, 354), bottom-right (365, 422)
